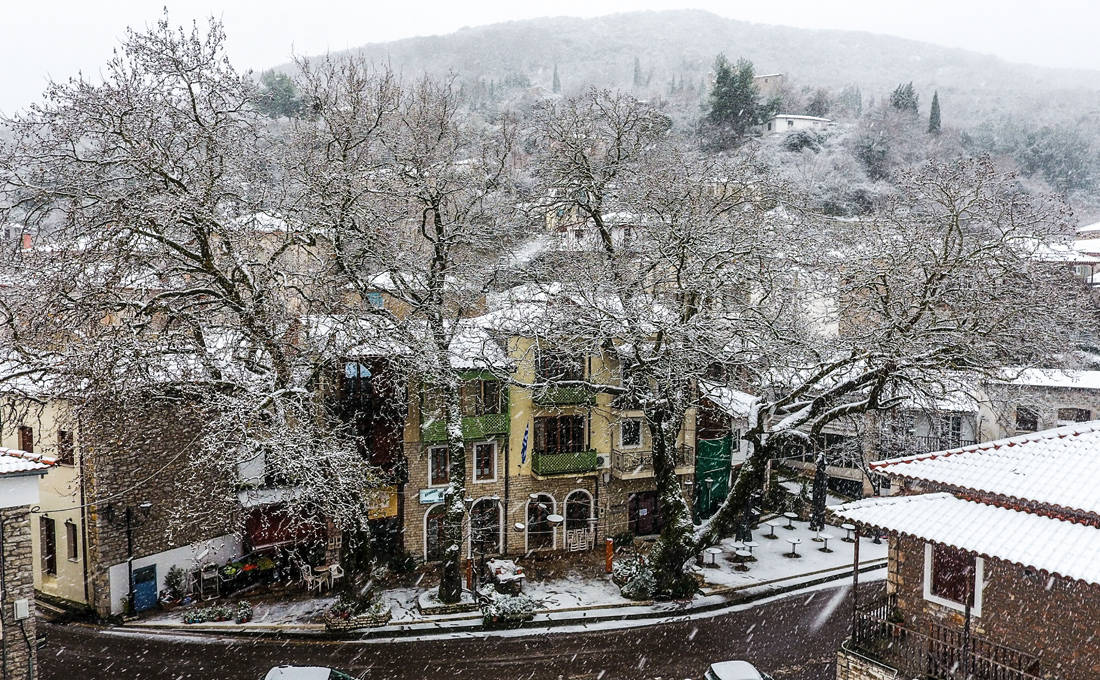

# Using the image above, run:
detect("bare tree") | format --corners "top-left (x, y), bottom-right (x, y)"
top-left (0, 16), bottom-right (385, 537)
top-left (289, 58), bottom-right (519, 603)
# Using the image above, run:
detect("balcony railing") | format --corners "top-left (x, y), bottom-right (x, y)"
top-left (611, 446), bottom-right (695, 478)
top-left (914, 435), bottom-right (977, 452)
top-left (531, 449), bottom-right (598, 476)
top-left (421, 413), bottom-right (509, 443)
top-left (850, 598), bottom-right (1049, 680)
top-left (532, 386), bottom-right (596, 406)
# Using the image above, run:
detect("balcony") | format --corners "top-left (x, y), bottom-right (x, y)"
top-left (532, 386), bottom-right (595, 406)
top-left (531, 449), bottom-right (598, 476)
top-left (914, 435), bottom-right (977, 453)
top-left (848, 597), bottom-right (1050, 680)
top-left (611, 446), bottom-right (695, 479)
top-left (421, 413), bottom-right (509, 443)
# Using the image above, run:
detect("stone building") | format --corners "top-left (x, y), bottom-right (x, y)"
top-left (832, 422), bottom-right (1100, 680)
top-left (401, 322), bottom-right (697, 564)
top-left (1, 448), bottom-right (50, 680)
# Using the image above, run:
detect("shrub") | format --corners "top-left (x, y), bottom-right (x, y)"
top-left (611, 554), bottom-right (647, 586)
top-left (621, 569), bottom-right (657, 601)
top-left (164, 566), bottom-right (187, 601)
top-left (783, 130), bottom-right (823, 153)
top-left (235, 601), bottom-right (253, 624)
top-left (480, 591), bottom-right (537, 625)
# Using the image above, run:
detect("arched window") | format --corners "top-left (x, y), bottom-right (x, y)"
top-left (564, 490), bottom-right (593, 531)
top-left (564, 490), bottom-right (594, 551)
top-left (424, 504), bottom-right (447, 561)
top-left (470, 498), bottom-right (502, 557)
top-left (526, 493), bottom-right (556, 551)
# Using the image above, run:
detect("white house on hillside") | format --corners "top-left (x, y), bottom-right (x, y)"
top-left (764, 114), bottom-right (831, 134)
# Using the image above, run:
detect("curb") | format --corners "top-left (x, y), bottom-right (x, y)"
top-left (116, 558), bottom-right (887, 641)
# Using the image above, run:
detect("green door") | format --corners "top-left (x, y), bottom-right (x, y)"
top-left (694, 435), bottom-right (732, 520)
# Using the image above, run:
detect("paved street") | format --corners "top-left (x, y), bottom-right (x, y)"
top-left (39, 582), bottom-right (875, 680)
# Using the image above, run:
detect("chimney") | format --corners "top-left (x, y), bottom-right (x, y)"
top-left (21, 232), bottom-right (32, 250)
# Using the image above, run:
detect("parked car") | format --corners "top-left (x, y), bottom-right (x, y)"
top-left (263, 666), bottom-right (358, 680)
top-left (703, 660), bottom-right (773, 680)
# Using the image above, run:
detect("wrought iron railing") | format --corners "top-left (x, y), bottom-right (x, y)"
top-left (850, 598), bottom-right (1049, 680)
top-left (914, 435), bottom-right (977, 453)
top-left (531, 449), bottom-right (598, 475)
top-left (611, 446), bottom-right (694, 477)
top-left (421, 413), bottom-right (509, 442)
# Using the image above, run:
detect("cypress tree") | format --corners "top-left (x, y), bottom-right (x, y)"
top-left (633, 56), bottom-right (643, 88)
top-left (928, 91), bottom-right (941, 134)
top-left (552, 63), bottom-right (560, 94)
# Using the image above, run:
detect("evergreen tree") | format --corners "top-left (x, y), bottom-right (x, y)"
top-left (705, 54), bottom-right (763, 147)
top-left (633, 56), bottom-right (643, 88)
top-left (890, 82), bottom-right (919, 114)
top-left (928, 91), bottom-right (941, 134)
top-left (254, 70), bottom-right (302, 118)
top-left (552, 63), bottom-right (561, 94)
top-left (806, 88), bottom-right (831, 117)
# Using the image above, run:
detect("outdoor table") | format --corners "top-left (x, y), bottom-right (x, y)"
top-left (487, 558), bottom-right (526, 594)
top-left (731, 541), bottom-right (746, 551)
top-left (817, 532), bottom-right (834, 552)
top-left (785, 537), bottom-right (802, 557)
top-left (313, 564), bottom-right (333, 590)
top-left (704, 546), bottom-right (724, 567)
top-left (841, 523), bottom-right (857, 542)
top-left (734, 549), bottom-right (752, 571)
top-left (783, 511), bottom-right (799, 529)
top-left (764, 519), bottom-right (783, 538)
top-left (743, 540), bottom-right (760, 555)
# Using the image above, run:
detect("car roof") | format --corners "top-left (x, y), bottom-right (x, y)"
top-left (264, 667), bottom-right (336, 680)
top-left (707, 660), bottom-right (764, 680)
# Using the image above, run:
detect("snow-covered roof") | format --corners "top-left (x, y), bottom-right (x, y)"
top-left (448, 324), bottom-right (507, 370)
top-left (699, 380), bottom-right (756, 419)
top-left (1076, 220), bottom-right (1100, 235)
top-left (0, 448), bottom-right (53, 477)
top-left (832, 493), bottom-right (1100, 585)
top-left (1074, 237), bottom-right (1100, 254)
top-left (770, 114), bottom-right (831, 123)
top-left (1031, 240), bottom-right (1100, 263)
top-left (872, 421), bottom-right (1100, 517)
top-left (1002, 368), bottom-right (1100, 390)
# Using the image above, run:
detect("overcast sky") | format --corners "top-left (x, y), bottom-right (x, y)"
top-left (3, 0), bottom-right (1098, 113)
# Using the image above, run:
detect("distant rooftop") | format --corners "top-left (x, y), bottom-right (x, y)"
top-left (769, 113), bottom-right (831, 122)
top-left (872, 421), bottom-right (1100, 518)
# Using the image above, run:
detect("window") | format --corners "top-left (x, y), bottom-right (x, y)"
top-left (787, 119), bottom-right (794, 128)
top-left (534, 415), bottom-right (586, 454)
top-left (42, 517), bottom-right (57, 575)
top-left (731, 428), bottom-right (742, 452)
top-left (366, 292), bottom-right (384, 309)
top-left (65, 520), bottom-right (78, 561)
top-left (57, 430), bottom-right (75, 465)
top-left (473, 442), bottom-right (497, 482)
top-left (537, 352), bottom-right (584, 382)
top-left (1015, 406), bottom-right (1038, 433)
top-left (470, 499), bottom-right (501, 556)
top-left (1057, 407), bottom-right (1091, 424)
top-left (620, 418), bottom-right (643, 448)
top-left (18, 425), bottom-right (33, 453)
top-left (428, 446), bottom-right (450, 486)
top-left (923, 543), bottom-right (983, 615)
top-left (462, 379), bottom-right (503, 416)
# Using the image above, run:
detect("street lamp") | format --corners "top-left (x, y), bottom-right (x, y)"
top-left (111, 501), bottom-right (153, 616)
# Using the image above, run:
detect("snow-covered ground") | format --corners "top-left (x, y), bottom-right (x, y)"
top-left (697, 517), bottom-right (886, 590)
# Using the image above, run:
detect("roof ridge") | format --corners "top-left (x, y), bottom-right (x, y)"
top-left (0, 446), bottom-right (57, 466)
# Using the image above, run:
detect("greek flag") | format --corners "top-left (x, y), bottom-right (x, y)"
top-left (521, 422), bottom-right (529, 465)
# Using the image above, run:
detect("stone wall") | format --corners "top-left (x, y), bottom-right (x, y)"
top-left (80, 396), bottom-right (236, 617)
top-left (893, 533), bottom-right (1100, 680)
top-left (1, 505), bottom-right (39, 680)
top-left (834, 649), bottom-right (898, 680)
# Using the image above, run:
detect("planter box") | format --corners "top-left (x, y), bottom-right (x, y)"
top-left (324, 607), bottom-right (392, 631)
